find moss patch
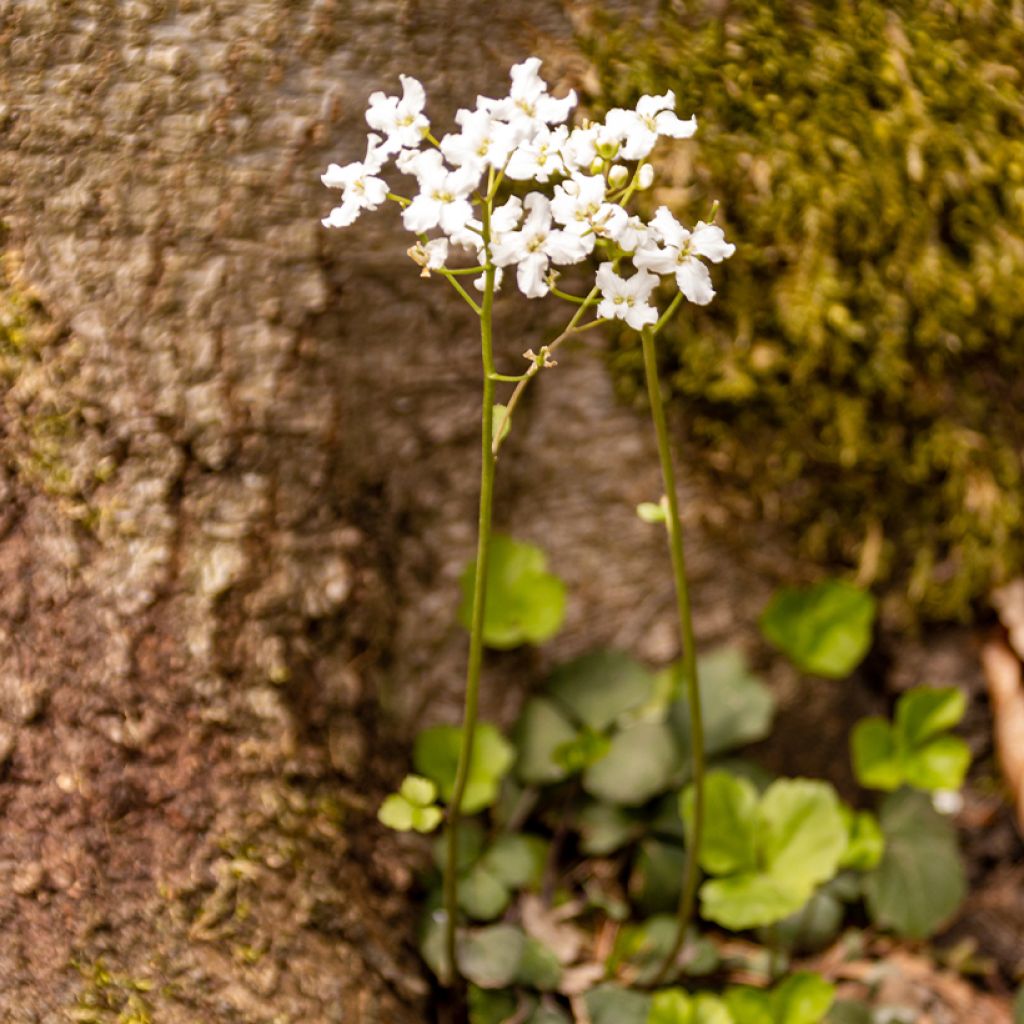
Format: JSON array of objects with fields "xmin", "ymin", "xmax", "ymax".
[{"xmin": 584, "ymin": 0, "xmax": 1024, "ymax": 621}]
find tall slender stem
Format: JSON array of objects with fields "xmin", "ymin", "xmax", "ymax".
[
  {"xmin": 443, "ymin": 224, "xmax": 498, "ymax": 987},
  {"xmin": 641, "ymin": 325, "xmax": 706, "ymax": 982}
]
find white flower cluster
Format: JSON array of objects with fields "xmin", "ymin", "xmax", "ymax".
[{"xmin": 321, "ymin": 58, "xmax": 735, "ymax": 324}]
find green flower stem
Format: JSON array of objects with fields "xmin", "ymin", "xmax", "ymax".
[
  {"xmin": 443, "ymin": 209, "xmax": 498, "ymax": 987},
  {"xmin": 641, "ymin": 324, "xmax": 706, "ymax": 983}
]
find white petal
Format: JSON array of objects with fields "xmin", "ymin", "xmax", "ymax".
[
  {"xmin": 624, "ymin": 268, "xmax": 659, "ymax": 303},
  {"xmin": 399, "ymin": 74, "xmax": 426, "ymax": 113},
  {"xmin": 403, "ymin": 195, "xmax": 441, "ymax": 233},
  {"xmin": 322, "ymin": 202, "xmax": 361, "ymax": 228},
  {"xmin": 544, "ymin": 230, "xmax": 588, "ymax": 265},
  {"xmin": 676, "ymin": 257, "xmax": 715, "ymax": 305},
  {"xmin": 595, "ymin": 262, "xmax": 623, "ymax": 298},
  {"xmin": 636, "ymin": 90, "xmax": 676, "ymax": 116},
  {"xmin": 624, "ymin": 301, "xmax": 659, "ymax": 330},
  {"xmin": 491, "ymin": 196, "xmax": 524, "ymax": 233},
  {"xmin": 634, "ymin": 244, "xmax": 681, "ymax": 276},
  {"xmin": 321, "ymin": 162, "xmax": 354, "ymax": 189},
  {"xmin": 656, "ymin": 111, "xmax": 698, "ymax": 139},
  {"xmin": 439, "ymin": 198, "xmax": 475, "ymax": 236},
  {"xmin": 690, "ymin": 222, "xmax": 736, "ymax": 263},
  {"xmin": 490, "ymin": 231, "xmax": 526, "ymax": 267},
  {"xmin": 618, "ymin": 126, "xmax": 658, "ymax": 161},
  {"xmin": 650, "ymin": 207, "xmax": 688, "ymax": 249},
  {"xmin": 362, "ymin": 175, "xmax": 389, "ymax": 208},
  {"xmin": 517, "ymin": 252, "xmax": 550, "ymax": 298}
]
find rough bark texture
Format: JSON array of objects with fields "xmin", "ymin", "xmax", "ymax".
[{"xmin": 1, "ymin": 2, "xmax": 1016, "ymax": 1022}]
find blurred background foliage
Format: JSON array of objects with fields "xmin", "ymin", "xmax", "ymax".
[{"xmin": 583, "ymin": 0, "xmax": 1024, "ymax": 622}]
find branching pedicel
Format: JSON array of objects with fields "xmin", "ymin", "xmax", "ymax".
[{"xmin": 321, "ymin": 57, "xmax": 734, "ymax": 988}]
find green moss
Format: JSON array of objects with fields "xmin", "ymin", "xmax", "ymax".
[
  {"xmin": 68, "ymin": 960, "xmax": 154, "ymax": 1024},
  {"xmin": 585, "ymin": 0, "xmax": 1024, "ymax": 620}
]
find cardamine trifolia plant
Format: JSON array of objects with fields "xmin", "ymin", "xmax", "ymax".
[{"xmin": 320, "ymin": 57, "xmax": 734, "ymax": 992}]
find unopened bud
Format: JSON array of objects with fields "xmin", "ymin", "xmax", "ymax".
[
  {"xmin": 637, "ymin": 164, "xmax": 655, "ymax": 190},
  {"xmin": 588, "ymin": 157, "xmax": 604, "ymax": 176},
  {"xmin": 608, "ymin": 165, "xmax": 629, "ymax": 188}
]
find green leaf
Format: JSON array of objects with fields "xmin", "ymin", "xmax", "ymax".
[
  {"xmin": 459, "ymin": 924, "xmax": 527, "ymax": 989},
  {"xmin": 767, "ymin": 883, "xmax": 845, "ymax": 954},
  {"xmin": 377, "ymin": 794, "xmax": 416, "ymax": 832},
  {"xmin": 691, "ymin": 994, "xmax": 734, "ymax": 1024},
  {"xmin": 555, "ymin": 727, "xmax": 612, "ymax": 774},
  {"xmin": 469, "ymin": 986, "xmax": 517, "ymax": 1024},
  {"xmin": 772, "ymin": 973, "xmax": 835, "ymax": 1024},
  {"xmin": 492, "ymin": 404, "xmax": 512, "ymax": 446},
  {"xmin": 648, "ymin": 989, "xmax": 693, "ymax": 1024},
  {"xmin": 759, "ymin": 779, "xmax": 847, "ymax": 889},
  {"xmin": 515, "ymin": 936, "xmax": 562, "ymax": 991},
  {"xmin": 611, "ymin": 915, "xmax": 677, "ymax": 986},
  {"xmin": 515, "ymin": 697, "xmax": 578, "ymax": 785},
  {"xmin": 577, "ymin": 801, "xmax": 643, "ymax": 856},
  {"xmin": 759, "ymin": 580, "xmax": 876, "ymax": 678},
  {"xmin": 701, "ymin": 872, "xmax": 809, "ymax": 932},
  {"xmin": 583, "ymin": 721, "xmax": 682, "ymax": 806},
  {"xmin": 433, "ymin": 820, "xmax": 486, "ymax": 872},
  {"xmin": 1014, "ymin": 986, "xmax": 1024, "ymax": 1024},
  {"xmin": 480, "ymin": 834, "xmax": 547, "ymax": 890},
  {"xmin": 903, "ymin": 734, "xmax": 971, "ymax": 792},
  {"xmin": 724, "ymin": 986, "xmax": 774, "ymax": 1024},
  {"xmin": 839, "ymin": 809, "xmax": 885, "ymax": 871},
  {"xmin": 631, "ymin": 838, "xmax": 686, "ymax": 916},
  {"xmin": 682, "ymin": 770, "xmax": 759, "ymax": 876},
  {"xmin": 896, "ymin": 686, "xmax": 966, "ymax": 747},
  {"xmin": 399, "ymin": 774, "xmax": 438, "ymax": 806},
  {"xmin": 526, "ymin": 1005, "xmax": 572, "ymax": 1024},
  {"xmin": 545, "ymin": 651, "xmax": 656, "ymax": 731},
  {"xmin": 585, "ymin": 984, "xmax": 653, "ymax": 1024},
  {"xmin": 864, "ymin": 789, "xmax": 965, "ymax": 938},
  {"xmin": 825, "ymin": 1001, "xmax": 872, "ymax": 1024},
  {"xmin": 414, "ymin": 723, "xmax": 515, "ymax": 813},
  {"xmin": 668, "ymin": 647, "xmax": 777, "ymax": 759},
  {"xmin": 460, "ymin": 535, "xmax": 567, "ymax": 649},
  {"xmin": 459, "ymin": 863, "xmax": 511, "ymax": 921},
  {"xmin": 637, "ymin": 501, "xmax": 668, "ymax": 524},
  {"xmin": 850, "ymin": 718, "xmax": 902, "ymax": 791}
]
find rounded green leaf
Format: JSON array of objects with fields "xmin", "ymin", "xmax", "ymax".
[
  {"xmin": 768, "ymin": 885, "xmax": 845, "ymax": 954},
  {"xmin": 772, "ymin": 972, "xmax": 835, "ymax": 1024},
  {"xmin": 469, "ymin": 986, "xmax": 517, "ymax": 1024},
  {"xmin": 399, "ymin": 774, "xmax": 438, "ymax": 807},
  {"xmin": 583, "ymin": 721, "xmax": 682, "ymax": 807},
  {"xmin": 759, "ymin": 779, "xmax": 847, "ymax": 889},
  {"xmin": 896, "ymin": 686, "xmax": 966, "ymax": 747},
  {"xmin": 526, "ymin": 1006, "xmax": 572, "ymax": 1024},
  {"xmin": 724, "ymin": 987, "xmax": 774, "ymax": 1024},
  {"xmin": 577, "ymin": 801, "xmax": 643, "ymax": 856},
  {"xmin": 648, "ymin": 989, "xmax": 693, "ymax": 1024},
  {"xmin": 481, "ymin": 834, "xmax": 547, "ymax": 890},
  {"xmin": 515, "ymin": 936, "xmax": 562, "ymax": 991},
  {"xmin": 458, "ymin": 924, "xmax": 527, "ymax": 989},
  {"xmin": 668, "ymin": 647, "xmax": 777, "ymax": 759},
  {"xmin": 459, "ymin": 535, "xmax": 567, "ymax": 649},
  {"xmin": 515, "ymin": 697, "xmax": 578, "ymax": 784},
  {"xmin": 839, "ymin": 809, "xmax": 885, "ymax": 871},
  {"xmin": 378, "ymin": 794, "xmax": 415, "ymax": 832},
  {"xmin": 864, "ymin": 789, "xmax": 966, "ymax": 938},
  {"xmin": 585, "ymin": 985, "xmax": 652, "ymax": 1024},
  {"xmin": 611, "ymin": 915, "xmax": 678, "ymax": 986},
  {"xmin": 690, "ymin": 994, "xmax": 733, "ymax": 1024},
  {"xmin": 850, "ymin": 718, "xmax": 902, "ymax": 791},
  {"xmin": 1014, "ymin": 986, "xmax": 1024, "ymax": 1024},
  {"xmin": 410, "ymin": 805, "xmax": 444, "ymax": 833},
  {"xmin": 903, "ymin": 735, "xmax": 971, "ymax": 792},
  {"xmin": 681, "ymin": 770, "xmax": 759, "ymax": 876},
  {"xmin": 433, "ymin": 820, "xmax": 485, "ymax": 873},
  {"xmin": 700, "ymin": 872, "xmax": 809, "ymax": 931},
  {"xmin": 414, "ymin": 723, "xmax": 515, "ymax": 814},
  {"xmin": 459, "ymin": 863, "xmax": 511, "ymax": 922},
  {"xmin": 825, "ymin": 1001, "xmax": 872, "ymax": 1024},
  {"xmin": 759, "ymin": 580, "xmax": 876, "ymax": 678},
  {"xmin": 637, "ymin": 501, "xmax": 668, "ymax": 524},
  {"xmin": 546, "ymin": 651, "xmax": 656, "ymax": 731}
]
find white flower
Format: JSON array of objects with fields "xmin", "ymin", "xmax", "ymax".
[
  {"xmin": 479, "ymin": 57, "xmax": 577, "ymax": 140},
  {"xmin": 596, "ymin": 262, "xmax": 659, "ymax": 329},
  {"xmin": 616, "ymin": 216, "xmax": 652, "ymax": 255},
  {"xmin": 634, "ymin": 207, "xmax": 735, "ymax": 305},
  {"xmin": 506, "ymin": 125, "xmax": 569, "ymax": 182},
  {"xmin": 366, "ymin": 74, "xmax": 430, "ymax": 155},
  {"xmin": 408, "ymin": 237, "xmax": 449, "ymax": 275},
  {"xmin": 490, "ymin": 196, "xmax": 524, "ymax": 233},
  {"xmin": 561, "ymin": 122, "xmax": 621, "ymax": 172},
  {"xmin": 400, "ymin": 150, "xmax": 479, "ymax": 236},
  {"xmin": 932, "ymin": 789, "xmax": 964, "ymax": 816},
  {"xmin": 550, "ymin": 173, "xmax": 628, "ymax": 249},
  {"xmin": 491, "ymin": 193, "xmax": 588, "ymax": 298},
  {"xmin": 321, "ymin": 134, "xmax": 390, "ymax": 228},
  {"xmin": 440, "ymin": 108, "xmax": 518, "ymax": 174},
  {"xmin": 604, "ymin": 91, "xmax": 697, "ymax": 161}
]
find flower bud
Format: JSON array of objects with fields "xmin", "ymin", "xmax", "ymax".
[
  {"xmin": 588, "ymin": 157, "xmax": 604, "ymax": 176},
  {"xmin": 637, "ymin": 164, "xmax": 655, "ymax": 190},
  {"xmin": 608, "ymin": 165, "xmax": 629, "ymax": 188}
]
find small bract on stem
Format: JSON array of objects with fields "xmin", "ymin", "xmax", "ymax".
[{"xmin": 320, "ymin": 56, "xmax": 734, "ymax": 991}]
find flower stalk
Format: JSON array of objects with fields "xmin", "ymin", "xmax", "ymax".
[{"xmin": 640, "ymin": 324, "xmax": 706, "ymax": 983}]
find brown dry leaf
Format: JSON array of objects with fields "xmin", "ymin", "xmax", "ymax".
[
  {"xmin": 520, "ymin": 893, "xmax": 586, "ymax": 965},
  {"xmin": 980, "ymin": 638, "xmax": 1024, "ymax": 832},
  {"xmin": 993, "ymin": 580, "xmax": 1024, "ymax": 659},
  {"xmin": 558, "ymin": 962, "xmax": 607, "ymax": 997}
]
